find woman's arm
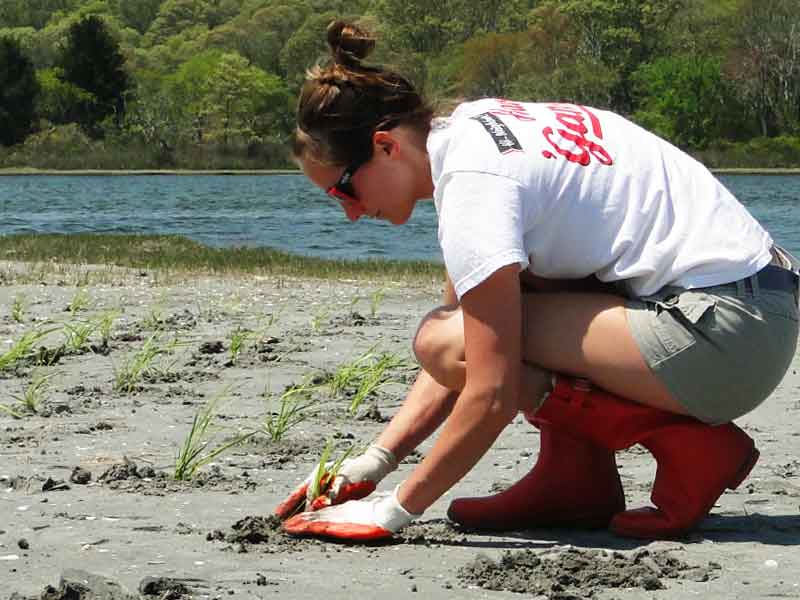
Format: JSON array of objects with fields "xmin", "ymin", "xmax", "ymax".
[{"xmin": 397, "ymin": 263, "xmax": 522, "ymax": 514}]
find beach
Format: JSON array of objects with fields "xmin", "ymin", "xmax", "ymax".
[{"xmin": 1, "ymin": 261, "xmax": 799, "ymax": 600}]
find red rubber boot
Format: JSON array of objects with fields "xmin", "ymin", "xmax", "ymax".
[
  {"xmin": 536, "ymin": 376, "xmax": 760, "ymax": 539},
  {"xmin": 446, "ymin": 413, "xmax": 625, "ymax": 531}
]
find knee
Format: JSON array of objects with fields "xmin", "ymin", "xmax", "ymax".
[{"xmin": 413, "ymin": 305, "xmax": 463, "ymax": 386}]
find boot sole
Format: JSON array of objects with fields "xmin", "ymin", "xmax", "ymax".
[{"xmin": 610, "ymin": 443, "xmax": 760, "ymax": 540}]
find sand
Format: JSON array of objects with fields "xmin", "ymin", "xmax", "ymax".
[{"xmin": 1, "ymin": 263, "xmax": 799, "ymax": 599}]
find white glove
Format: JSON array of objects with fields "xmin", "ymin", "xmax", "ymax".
[
  {"xmin": 274, "ymin": 445, "xmax": 397, "ymax": 519},
  {"xmin": 283, "ymin": 485, "xmax": 420, "ymax": 540}
]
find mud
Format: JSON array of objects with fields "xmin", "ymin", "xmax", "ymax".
[
  {"xmin": 2, "ymin": 267, "xmax": 800, "ymax": 600},
  {"xmin": 458, "ymin": 547, "xmax": 721, "ymax": 597}
]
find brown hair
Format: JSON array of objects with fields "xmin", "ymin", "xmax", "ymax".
[{"xmin": 293, "ymin": 20, "xmax": 434, "ymax": 167}]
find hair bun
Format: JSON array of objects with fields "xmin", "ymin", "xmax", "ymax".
[{"xmin": 327, "ymin": 20, "xmax": 375, "ymax": 67}]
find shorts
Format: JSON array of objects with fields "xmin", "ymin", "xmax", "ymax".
[{"xmin": 625, "ymin": 266, "xmax": 799, "ymax": 424}]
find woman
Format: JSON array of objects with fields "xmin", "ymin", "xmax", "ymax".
[{"xmin": 275, "ymin": 21, "xmax": 800, "ymax": 541}]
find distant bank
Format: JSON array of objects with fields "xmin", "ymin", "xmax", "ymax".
[{"xmin": 1, "ymin": 168, "xmax": 799, "ymax": 176}]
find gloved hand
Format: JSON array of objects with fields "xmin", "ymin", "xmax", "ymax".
[
  {"xmin": 273, "ymin": 445, "xmax": 398, "ymax": 519},
  {"xmin": 282, "ymin": 485, "xmax": 420, "ymax": 541}
]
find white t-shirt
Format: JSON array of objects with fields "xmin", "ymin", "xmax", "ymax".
[{"xmin": 427, "ymin": 99, "xmax": 774, "ymax": 300}]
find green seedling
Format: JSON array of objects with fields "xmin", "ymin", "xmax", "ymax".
[
  {"xmin": 95, "ymin": 310, "xmax": 120, "ymax": 347},
  {"xmin": 11, "ymin": 294, "xmax": 26, "ymax": 323},
  {"xmin": 142, "ymin": 304, "xmax": 165, "ymax": 330},
  {"xmin": 8, "ymin": 368, "xmax": 56, "ymax": 415},
  {"xmin": 62, "ymin": 319, "xmax": 98, "ymax": 353},
  {"xmin": 228, "ymin": 326, "xmax": 256, "ymax": 364},
  {"xmin": 0, "ymin": 327, "xmax": 59, "ymax": 372},
  {"xmin": 327, "ymin": 347, "xmax": 414, "ymax": 414},
  {"xmin": 310, "ymin": 306, "xmax": 330, "ymax": 334},
  {"xmin": 112, "ymin": 332, "xmax": 181, "ymax": 394},
  {"xmin": 261, "ymin": 382, "xmax": 316, "ymax": 442},
  {"xmin": 307, "ymin": 439, "xmax": 356, "ymax": 506},
  {"xmin": 173, "ymin": 387, "xmax": 254, "ymax": 481},
  {"xmin": 369, "ymin": 287, "xmax": 386, "ymax": 317},
  {"xmin": 67, "ymin": 288, "xmax": 92, "ymax": 313}
]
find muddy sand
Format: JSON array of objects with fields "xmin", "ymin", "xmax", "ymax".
[{"xmin": 1, "ymin": 262, "xmax": 799, "ymax": 599}]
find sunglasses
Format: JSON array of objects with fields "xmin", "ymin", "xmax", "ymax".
[{"xmin": 327, "ymin": 156, "xmax": 370, "ymax": 222}]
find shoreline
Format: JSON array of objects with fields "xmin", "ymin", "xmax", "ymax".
[{"xmin": 1, "ymin": 167, "xmax": 799, "ymax": 176}]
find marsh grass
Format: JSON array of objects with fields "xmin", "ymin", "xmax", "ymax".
[
  {"xmin": 112, "ymin": 332, "xmax": 182, "ymax": 393},
  {"xmin": 173, "ymin": 386, "xmax": 255, "ymax": 481},
  {"xmin": 96, "ymin": 310, "xmax": 120, "ymax": 347},
  {"xmin": 0, "ymin": 233, "xmax": 443, "ymax": 282},
  {"xmin": 7, "ymin": 368, "xmax": 56, "ymax": 416},
  {"xmin": 62, "ymin": 319, "xmax": 98, "ymax": 353},
  {"xmin": 369, "ymin": 287, "xmax": 386, "ymax": 317},
  {"xmin": 11, "ymin": 294, "xmax": 26, "ymax": 323},
  {"xmin": 325, "ymin": 347, "xmax": 414, "ymax": 414},
  {"xmin": 67, "ymin": 289, "xmax": 92, "ymax": 313},
  {"xmin": 307, "ymin": 439, "xmax": 357, "ymax": 506},
  {"xmin": 260, "ymin": 381, "xmax": 317, "ymax": 442},
  {"xmin": 228, "ymin": 326, "xmax": 256, "ymax": 365},
  {"xmin": 0, "ymin": 327, "xmax": 60, "ymax": 372},
  {"xmin": 309, "ymin": 306, "xmax": 330, "ymax": 334}
]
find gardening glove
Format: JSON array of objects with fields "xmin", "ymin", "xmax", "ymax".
[
  {"xmin": 283, "ymin": 485, "xmax": 420, "ymax": 541},
  {"xmin": 273, "ymin": 444, "xmax": 398, "ymax": 519}
]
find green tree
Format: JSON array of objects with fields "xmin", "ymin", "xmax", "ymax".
[
  {"xmin": 0, "ymin": 0, "xmax": 79, "ymax": 30},
  {"xmin": 60, "ymin": 15, "xmax": 130, "ymax": 135},
  {"xmin": 632, "ymin": 56, "xmax": 745, "ymax": 148},
  {"xmin": 0, "ymin": 36, "xmax": 40, "ymax": 146},
  {"xmin": 144, "ymin": 0, "xmax": 211, "ymax": 46},
  {"xmin": 279, "ymin": 11, "xmax": 339, "ymax": 89},
  {"xmin": 36, "ymin": 67, "xmax": 95, "ymax": 125},
  {"xmin": 202, "ymin": 52, "xmax": 290, "ymax": 145},
  {"xmin": 108, "ymin": 0, "xmax": 163, "ymax": 34},
  {"xmin": 727, "ymin": 0, "xmax": 800, "ymax": 136},
  {"xmin": 460, "ymin": 32, "xmax": 525, "ymax": 98},
  {"xmin": 537, "ymin": 0, "xmax": 686, "ymax": 111}
]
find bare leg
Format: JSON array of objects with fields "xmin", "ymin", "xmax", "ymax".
[{"xmin": 414, "ymin": 294, "xmax": 689, "ymax": 415}]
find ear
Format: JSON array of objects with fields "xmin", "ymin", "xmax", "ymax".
[{"xmin": 372, "ymin": 130, "xmax": 399, "ymax": 158}]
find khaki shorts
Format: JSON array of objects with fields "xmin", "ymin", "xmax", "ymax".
[{"xmin": 625, "ymin": 268, "xmax": 799, "ymax": 424}]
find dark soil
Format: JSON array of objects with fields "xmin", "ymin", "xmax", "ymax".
[{"xmin": 458, "ymin": 547, "xmax": 721, "ymax": 598}]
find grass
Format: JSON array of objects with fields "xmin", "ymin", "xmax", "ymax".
[
  {"xmin": 112, "ymin": 332, "xmax": 181, "ymax": 394},
  {"xmin": 5, "ymin": 369, "xmax": 56, "ymax": 416},
  {"xmin": 307, "ymin": 439, "xmax": 357, "ymax": 506},
  {"xmin": 95, "ymin": 310, "xmax": 120, "ymax": 348},
  {"xmin": 369, "ymin": 287, "xmax": 386, "ymax": 317},
  {"xmin": 66, "ymin": 288, "xmax": 92, "ymax": 313},
  {"xmin": 11, "ymin": 294, "xmax": 26, "ymax": 323},
  {"xmin": 325, "ymin": 346, "xmax": 415, "ymax": 414},
  {"xmin": 62, "ymin": 319, "xmax": 98, "ymax": 353},
  {"xmin": 228, "ymin": 326, "xmax": 257, "ymax": 365},
  {"xmin": 0, "ymin": 327, "xmax": 60, "ymax": 372},
  {"xmin": 173, "ymin": 386, "xmax": 255, "ymax": 481},
  {"xmin": 260, "ymin": 381, "xmax": 317, "ymax": 442},
  {"xmin": 0, "ymin": 233, "xmax": 444, "ymax": 282}
]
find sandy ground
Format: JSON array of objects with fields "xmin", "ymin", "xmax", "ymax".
[{"xmin": 1, "ymin": 263, "xmax": 799, "ymax": 600}]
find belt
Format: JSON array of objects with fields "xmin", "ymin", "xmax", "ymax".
[{"xmin": 754, "ymin": 264, "xmax": 800, "ymax": 292}]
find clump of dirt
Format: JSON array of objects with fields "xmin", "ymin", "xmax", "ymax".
[
  {"xmin": 206, "ymin": 514, "xmax": 318, "ymax": 553},
  {"xmin": 199, "ymin": 340, "xmax": 225, "ymax": 354},
  {"xmin": 9, "ymin": 569, "xmax": 138, "ymax": 600},
  {"xmin": 138, "ymin": 576, "xmax": 192, "ymax": 599},
  {"xmin": 357, "ymin": 402, "xmax": 389, "ymax": 423},
  {"xmin": 401, "ymin": 520, "xmax": 470, "ymax": 546},
  {"xmin": 98, "ymin": 458, "xmax": 254, "ymax": 495},
  {"xmin": 458, "ymin": 547, "xmax": 721, "ymax": 597},
  {"xmin": 98, "ymin": 456, "xmax": 156, "ymax": 483}
]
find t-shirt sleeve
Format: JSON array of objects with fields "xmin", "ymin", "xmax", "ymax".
[{"xmin": 437, "ymin": 171, "xmax": 529, "ymax": 300}]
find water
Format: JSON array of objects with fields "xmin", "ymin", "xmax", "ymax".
[{"xmin": 1, "ymin": 174, "xmax": 799, "ymax": 261}]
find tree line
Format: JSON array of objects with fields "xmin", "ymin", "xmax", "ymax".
[{"xmin": 1, "ymin": 0, "xmax": 799, "ymax": 170}]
